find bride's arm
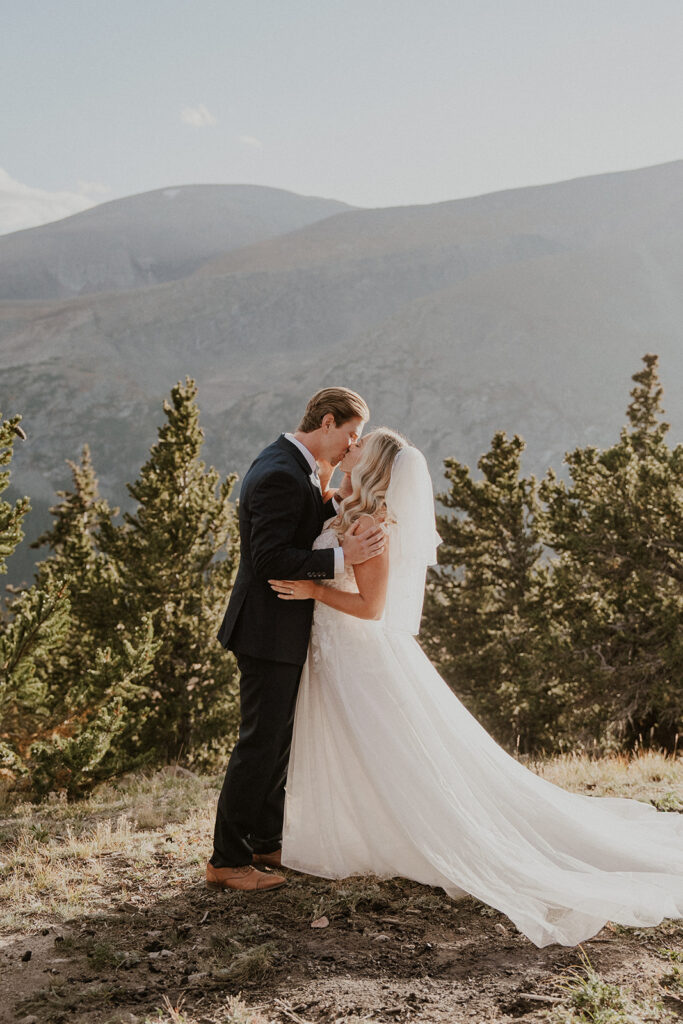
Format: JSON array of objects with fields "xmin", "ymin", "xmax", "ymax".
[
  {"xmin": 269, "ymin": 515, "xmax": 389, "ymax": 621},
  {"xmin": 270, "ymin": 549, "xmax": 388, "ymax": 620}
]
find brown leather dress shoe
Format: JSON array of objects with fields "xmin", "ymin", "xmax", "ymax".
[
  {"xmin": 205, "ymin": 861, "xmax": 285, "ymax": 892},
  {"xmin": 253, "ymin": 849, "xmax": 282, "ymax": 869}
]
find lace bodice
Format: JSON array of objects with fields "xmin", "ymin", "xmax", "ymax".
[
  {"xmin": 312, "ymin": 519, "xmax": 358, "ymax": 594},
  {"xmin": 309, "ymin": 519, "xmax": 360, "ymax": 668}
]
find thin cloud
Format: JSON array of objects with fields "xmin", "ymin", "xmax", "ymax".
[
  {"xmin": 238, "ymin": 135, "xmax": 263, "ymax": 149},
  {"xmin": 77, "ymin": 179, "xmax": 111, "ymax": 197},
  {"xmin": 0, "ymin": 167, "xmax": 96, "ymax": 235},
  {"xmin": 180, "ymin": 104, "xmax": 217, "ymax": 128}
]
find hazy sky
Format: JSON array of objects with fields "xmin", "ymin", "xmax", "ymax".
[{"xmin": 2, "ymin": 0, "xmax": 683, "ymax": 229}]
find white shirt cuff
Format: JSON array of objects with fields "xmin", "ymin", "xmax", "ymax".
[{"xmin": 333, "ymin": 546, "xmax": 345, "ymax": 576}]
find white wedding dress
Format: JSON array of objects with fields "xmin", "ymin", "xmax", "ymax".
[{"xmin": 281, "ymin": 520, "xmax": 683, "ymax": 948}]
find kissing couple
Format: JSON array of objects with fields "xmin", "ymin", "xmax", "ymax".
[{"xmin": 207, "ymin": 387, "xmax": 683, "ymax": 948}]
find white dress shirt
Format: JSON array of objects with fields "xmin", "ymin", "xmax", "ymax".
[{"xmin": 283, "ymin": 433, "xmax": 344, "ymax": 576}]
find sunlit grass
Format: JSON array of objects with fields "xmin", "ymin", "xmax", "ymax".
[
  {"xmin": 531, "ymin": 749, "xmax": 682, "ymax": 809},
  {"xmin": 547, "ymin": 947, "xmax": 680, "ymax": 1023},
  {"xmin": 1, "ymin": 752, "xmax": 680, "ymax": 936},
  {"xmin": 141, "ymin": 993, "xmax": 269, "ymax": 1024},
  {"xmin": 0, "ymin": 770, "xmax": 222, "ymax": 932}
]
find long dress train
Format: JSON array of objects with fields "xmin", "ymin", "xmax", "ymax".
[{"xmin": 281, "ymin": 524, "xmax": 683, "ymax": 948}]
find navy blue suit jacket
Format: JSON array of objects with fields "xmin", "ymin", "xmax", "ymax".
[{"xmin": 217, "ymin": 435, "xmax": 336, "ymax": 665}]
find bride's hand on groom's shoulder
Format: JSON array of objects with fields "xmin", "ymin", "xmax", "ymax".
[
  {"xmin": 336, "ymin": 472, "xmax": 353, "ymax": 500},
  {"xmin": 342, "ymin": 518, "xmax": 386, "ymax": 566},
  {"xmin": 269, "ymin": 579, "xmax": 317, "ymax": 601},
  {"xmin": 316, "ymin": 456, "xmax": 336, "ymax": 491}
]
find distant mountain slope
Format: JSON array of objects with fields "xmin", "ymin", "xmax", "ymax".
[
  {"xmin": 192, "ymin": 159, "xmax": 683, "ymax": 275},
  {"xmin": 2, "ymin": 161, "xmax": 682, "ymax": 588},
  {"xmin": 0, "ymin": 184, "xmax": 354, "ymax": 301}
]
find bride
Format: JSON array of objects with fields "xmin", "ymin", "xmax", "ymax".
[{"xmin": 268, "ymin": 428, "xmax": 683, "ymax": 949}]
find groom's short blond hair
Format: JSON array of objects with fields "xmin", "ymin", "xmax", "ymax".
[{"xmin": 298, "ymin": 387, "xmax": 369, "ymax": 432}]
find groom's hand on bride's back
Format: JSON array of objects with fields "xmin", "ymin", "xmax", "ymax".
[{"xmin": 342, "ymin": 520, "xmax": 385, "ymax": 565}]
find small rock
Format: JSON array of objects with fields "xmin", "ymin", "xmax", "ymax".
[
  {"xmin": 187, "ymin": 972, "xmax": 207, "ymax": 985},
  {"xmin": 21, "ymin": 950, "xmax": 32, "ymax": 962},
  {"xmin": 372, "ymin": 933, "xmax": 391, "ymax": 942},
  {"xmin": 415, "ymin": 941, "xmax": 434, "ymax": 956},
  {"xmin": 310, "ymin": 916, "xmax": 329, "ymax": 929},
  {"xmin": 495, "ymin": 922, "xmax": 508, "ymax": 935},
  {"xmin": 20, "ymin": 1016, "xmax": 39, "ymax": 1024}
]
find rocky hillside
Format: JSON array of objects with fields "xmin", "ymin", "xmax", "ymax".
[
  {"xmin": 2, "ymin": 162, "xmax": 682, "ymax": 586},
  {"xmin": 0, "ymin": 184, "xmax": 353, "ymax": 301}
]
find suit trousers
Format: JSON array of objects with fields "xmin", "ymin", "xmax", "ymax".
[{"xmin": 210, "ymin": 651, "xmax": 304, "ymax": 867}]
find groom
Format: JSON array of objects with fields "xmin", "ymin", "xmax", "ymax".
[{"xmin": 207, "ymin": 387, "xmax": 384, "ymax": 892}]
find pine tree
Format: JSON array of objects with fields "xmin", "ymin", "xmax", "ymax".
[
  {"xmin": 28, "ymin": 444, "xmax": 159, "ymax": 780},
  {"xmin": 2, "ymin": 423, "xmax": 159, "ymax": 798},
  {"xmin": 0, "ymin": 410, "xmax": 71, "ymax": 783},
  {"xmin": 0, "ymin": 411, "xmax": 29, "ymax": 577},
  {"xmin": 97, "ymin": 378, "xmax": 240, "ymax": 766},
  {"xmin": 27, "ymin": 617, "xmax": 158, "ymax": 798},
  {"xmin": 422, "ymin": 432, "xmax": 562, "ymax": 752},
  {"xmin": 0, "ymin": 576, "xmax": 71, "ymax": 780},
  {"xmin": 540, "ymin": 354, "xmax": 683, "ymax": 749},
  {"xmin": 32, "ymin": 444, "xmax": 121, "ymax": 685}
]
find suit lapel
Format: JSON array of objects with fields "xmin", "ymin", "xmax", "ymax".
[{"xmin": 274, "ymin": 436, "xmax": 323, "ymax": 505}]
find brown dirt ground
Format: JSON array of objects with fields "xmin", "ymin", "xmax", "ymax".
[
  {"xmin": 2, "ymin": 759, "xmax": 682, "ymax": 1023},
  {"xmin": 2, "ymin": 865, "xmax": 683, "ymax": 1024}
]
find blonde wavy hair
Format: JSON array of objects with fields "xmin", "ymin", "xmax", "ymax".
[{"xmin": 334, "ymin": 427, "xmax": 407, "ymax": 538}]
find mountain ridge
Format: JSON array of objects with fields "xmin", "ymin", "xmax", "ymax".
[
  {"xmin": 0, "ymin": 184, "xmax": 355, "ymax": 302},
  {"xmin": 2, "ymin": 160, "xmax": 682, "ymax": 587}
]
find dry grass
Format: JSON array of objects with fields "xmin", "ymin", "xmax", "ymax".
[
  {"xmin": 0, "ymin": 751, "xmax": 681, "ymax": 1024},
  {"xmin": 546, "ymin": 946, "xmax": 681, "ymax": 1023},
  {"xmin": 139, "ymin": 993, "xmax": 269, "ymax": 1024},
  {"xmin": 530, "ymin": 749, "xmax": 683, "ymax": 810},
  {"xmin": 0, "ymin": 768, "xmax": 220, "ymax": 933},
  {"xmin": 1, "ymin": 752, "xmax": 680, "ymax": 937}
]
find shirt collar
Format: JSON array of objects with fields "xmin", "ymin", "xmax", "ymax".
[{"xmin": 283, "ymin": 433, "xmax": 317, "ymax": 475}]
